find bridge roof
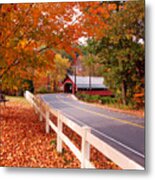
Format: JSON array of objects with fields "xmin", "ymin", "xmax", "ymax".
[{"xmin": 68, "ymin": 74, "xmax": 107, "ymax": 89}]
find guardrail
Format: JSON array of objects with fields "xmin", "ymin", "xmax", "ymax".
[{"xmin": 24, "ymin": 91, "xmax": 144, "ymax": 170}]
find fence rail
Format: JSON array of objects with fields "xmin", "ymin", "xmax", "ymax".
[{"xmin": 24, "ymin": 91, "xmax": 144, "ymax": 170}]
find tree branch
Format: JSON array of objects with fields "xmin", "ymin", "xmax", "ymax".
[
  {"xmin": 0, "ymin": 4, "xmax": 34, "ymax": 47},
  {"xmin": 0, "ymin": 58, "xmax": 20, "ymax": 79}
]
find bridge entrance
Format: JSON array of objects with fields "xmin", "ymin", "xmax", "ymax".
[{"xmin": 64, "ymin": 83, "xmax": 72, "ymax": 93}]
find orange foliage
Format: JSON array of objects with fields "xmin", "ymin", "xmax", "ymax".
[
  {"xmin": 0, "ymin": 98, "xmax": 120, "ymax": 169},
  {"xmin": 0, "ymin": 2, "xmax": 117, "ymax": 83}
]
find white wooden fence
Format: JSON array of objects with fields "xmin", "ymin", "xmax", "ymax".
[{"xmin": 24, "ymin": 91, "xmax": 144, "ymax": 170}]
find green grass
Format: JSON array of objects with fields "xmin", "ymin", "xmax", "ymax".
[
  {"xmin": 103, "ymin": 103, "xmax": 133, "ymax": 110},
  {"xmin": 76, "ymin": 93, "xmax": 138, "ymax": 111}
]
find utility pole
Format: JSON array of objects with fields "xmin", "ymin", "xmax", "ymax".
[
  {"xmin": 89, "ymin": 66, "xmax": 92, "ymax": 91},
  {"xmin": 73, "ymin": 52, "xmax": 79, "ymax": 94},
  {"xmin": 74, "ymin": 60, "xmax": 77, "ymax": 94}
]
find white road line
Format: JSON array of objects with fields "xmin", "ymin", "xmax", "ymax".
[
  {"xmin": 91, "ymin": 128, "xmax": 145, "ymax": 159},
  {"xmin": 56, "ymin": 94, "xmax": 144, "ymax": 129},
  {"xmin": 41, "ymin": 95, "xmax": 145, "ymax": 159},
  {"xmin": 63, "ymin": 113, "xmax": 145, "ymax": 159}
]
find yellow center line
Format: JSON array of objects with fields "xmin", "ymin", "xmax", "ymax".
[{"xmin": 56, "ymin": 95, "xmax": 144, "ymax": 129}]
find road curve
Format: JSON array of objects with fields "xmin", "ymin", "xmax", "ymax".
[{"xmin": 40, "ymin": 93, "xmax": 145, "ymax": 167}]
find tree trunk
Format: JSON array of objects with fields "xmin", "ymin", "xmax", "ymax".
[
  {"xmin": 122, "ymin": 80, "xmax": 127, "ymax": 105},
  {"xmin": 47, "ymin": 74, "xmax": 51, "ymax": 91},
  {"xmin": 53, "ymin": 79, "xmax": 57, "ymax": 92}
]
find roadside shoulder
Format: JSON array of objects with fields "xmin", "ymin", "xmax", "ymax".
[{"xmin": 72, "ymin": 95, "xmax": 144, "ymax": 118}]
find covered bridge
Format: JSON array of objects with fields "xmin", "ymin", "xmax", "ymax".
[{"xmin": 62, "ymin": 74, "xmax": 113, "ymax": 96}]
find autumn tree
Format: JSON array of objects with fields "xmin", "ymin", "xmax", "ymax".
[
  {"xmin": 0, "ymin": 2, "xmax": 86, "ymax": 92},
  {"xmin": 34, "ymin": 53, "xmax": 70, "ymax": 93},
  {"xmin": 0, "ymin": 1, "xmax": 144, "ymax": 105},
  {"xmin": 48, "ymin": 54, "xmax": 70, "ymax": 92},
  {"xmin": 95, "ymin": 0, "xmax": 144, "ymax": 107}
]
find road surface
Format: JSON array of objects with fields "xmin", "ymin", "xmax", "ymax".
[{"xmin": 40, "ymin": 93, "xmax": 145, "ymax": 167}]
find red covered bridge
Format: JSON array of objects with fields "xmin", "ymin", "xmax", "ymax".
[{"xmin": 62, "ymin": 74, "xmax": 113, "ymax": 96}]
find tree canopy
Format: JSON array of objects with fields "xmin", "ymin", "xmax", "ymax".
[
  {"xmin": 0, "ymin": 1, "xmax": 145, "ymax": 108},
  {"xmin": 82, "ymin": 0, "xmax": 145, "ymax": 107}
]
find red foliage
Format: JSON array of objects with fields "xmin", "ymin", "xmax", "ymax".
[
  {"xmin": 0, "ymin": 98, "xmax": 120, "ymax": 169},
  {"xmin": 0, "ymin": 100, "xmax": 80, "ymax": 168}
]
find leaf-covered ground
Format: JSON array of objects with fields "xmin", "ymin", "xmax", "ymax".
[{"xmin": 0, "ymin": 97, "xmax": 120, "ymax": 169}]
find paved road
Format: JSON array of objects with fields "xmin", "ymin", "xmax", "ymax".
[{"xmin": 40, "ymin": 93, "xmax": 145, "ymax": 167}]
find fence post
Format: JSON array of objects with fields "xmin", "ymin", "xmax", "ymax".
[
  {"xmin": 39, "ymin": 113, "xmax": 43, "ymax": 121},
  {"xmin": 57, "ymin": 111, "xmax": 63, "ymax": 153},
  {"xmin": 81, "ymin": 126, "xmax": 91, "ymax": 168},
  {"xmin": 34, "ymin": 104, "xmax": 37, "ymax": 114},
  {"xmin": 45, "ymin": 111, "xmax": 50, "ymax": 133},
  {"xmin": 39, "ymin": 102, "xmax": 43, "ymax": 122}
]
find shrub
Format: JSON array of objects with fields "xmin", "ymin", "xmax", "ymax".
[
  {"xmin": 83, "ymin": 94, "xmax": 91, "ymax": 102},
  {"xmin": 89, "ymin": 95, "xmax": 100, "ymax": 102},
  {"xmin": 100, "ymin": 97, "xmax": 117, "ymax": 104},
  {"xmin": 36, "ymin": 86, "xmax": 50, "ymax": 94}
]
